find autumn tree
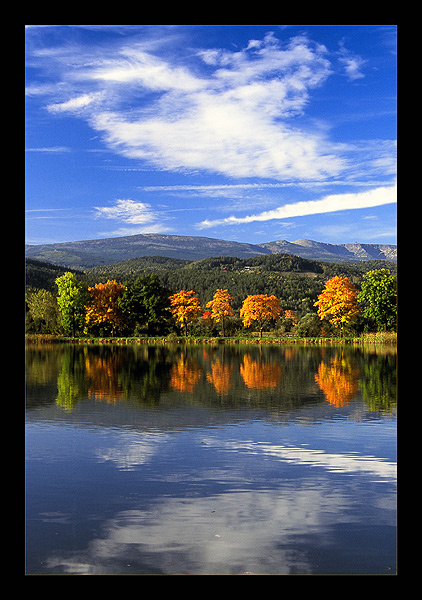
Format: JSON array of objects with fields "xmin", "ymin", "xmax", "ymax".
[
  {"xmin": 206, "ymin": 288, "xmax": 235, "ymax": 337},
  {"xmin": 55, "ymin": 272, "xmax": 89, "ymax": 336},
  {"xmin": 314, "ymin": 276, "xmax": 360, "ymax": 336},
  {"xmin": 169, "ymin": 290, "xmax": 202, "ymax": 336},
  {"xmin": 85, "ymin": 280, "xmax": 126, "ymax": 336},
  {"xmin": 240, "ymin": 294, "xmax": 282, "ymax": 338},
  {"xmin": 357, "ymin": 269, "xmax": 397, "ymax": 331}
]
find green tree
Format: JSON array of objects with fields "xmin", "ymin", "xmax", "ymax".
[
  {"xmin": 26, "ymin": 288, "xmax": 62, "ymax": 333},
  {"xmin": 55, "ymin": 272, "xmax": 89, "ymax": 336},
  {"xmin": 296, "ymin": 313, "xmax": 324, "ymax": 337},
  {"xmin": 118, "ymin": 274, "xmax": 171, "ymax": 335},
  {"xmin": 357, "ymin": 269, "xmax": 397, "ymax": 331}
]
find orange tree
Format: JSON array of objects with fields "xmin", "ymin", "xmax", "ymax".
[
  {"xmin": 85, "ymin": 280, "xmax": 126, "ymax": 336},
  {"xmin": 169, "ymin": 290, "xmax": 202, "ymax": 336},
  {"xmin": 240, "ymin": 294, "xmax": 282, "ymax": 338},
  {"xmin": 314, "ymin": 276, "xmax": 359, "ymax": 336},
  {"xmin": 206, "ymin": 289, "xmax": 235, "ymax": 337}
]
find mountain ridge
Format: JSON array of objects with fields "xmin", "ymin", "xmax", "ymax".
[{"xmin": 25, "ymin": 233, "xmax": 397, "ymax": 270}]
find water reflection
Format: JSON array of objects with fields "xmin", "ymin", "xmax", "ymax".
[
  {"xmin": 42, "ymin": 486, "xmax": 366, "ymax": 575},
  {"xmin": 315, "ymin": 355, "xmax": 361, "ymax": 406},
  {"xmin": 170, "ymin": 354, "xmax": 202, "ymax": 393},
  {"xmin": 207, "ymin": 358, "xmax": 234, "ymax": 395},
  {"xmin": 26, "ymin": 343, "xmax": 397, "ymax": 575},
  {"xmin": 240, "ymin": 353, "xmax": 284, "ymax": 389},
  {"xmin": 26, "ymin": 343, "xmax": 397, "ymax": 415}
]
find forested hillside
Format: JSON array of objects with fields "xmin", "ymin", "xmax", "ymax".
[
  {"xmin": 25, "ymin": 259, "xmax": 84, "ymax": 291},
  {"xmin": 26, "ymin": 253, "xmax": 396, "ymax": 313}
]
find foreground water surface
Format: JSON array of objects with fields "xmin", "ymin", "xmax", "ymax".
[{"xmin": 25, "ymin": 343, "xmax": 397, "ymax": 575}]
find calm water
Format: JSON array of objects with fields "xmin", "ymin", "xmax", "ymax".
[{"xmin": 26, "ymin": 343, "xmax": 397, "ymax": 575}]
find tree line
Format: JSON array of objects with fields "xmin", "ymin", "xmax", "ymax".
[{"xmin": 25, "ymin": 268, "xmax": 397, "ymax": 338}]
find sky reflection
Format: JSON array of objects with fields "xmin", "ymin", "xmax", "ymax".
[{"xmin": 26, "ymin": 345, "xmax": 397, "ymax": 575}]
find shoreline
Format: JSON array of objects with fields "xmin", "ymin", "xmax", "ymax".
[{"xmin": 25, "ymin": 332, "xmax": 397, "ymax": 346}]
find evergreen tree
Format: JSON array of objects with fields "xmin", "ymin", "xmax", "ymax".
[{"xmin": 118, "ymin": 274, "xmax": 171, "ymax": 335}]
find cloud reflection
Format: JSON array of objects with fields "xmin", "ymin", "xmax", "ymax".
[
  {"xmin": 45, "ymin": 486, "xmax": 351, "ymax": 574},
  {"xmin": 213, "ymin": 440, "xmax": 397, "ymax": 483},
  {"xmin": 44, "ymin": 436, "xmax": 396, "ymax": 575}
]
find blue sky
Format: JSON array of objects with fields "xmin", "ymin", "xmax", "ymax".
[{"xmin": 25, "ymin": 25, "xmax": 397, "ymax": 245}]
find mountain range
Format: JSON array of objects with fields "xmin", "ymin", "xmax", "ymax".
[{"xmin": 25, "ymin": 233, "xmax": 397, "ymax": 270}]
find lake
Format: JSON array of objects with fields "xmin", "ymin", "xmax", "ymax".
[{"xmin": 25, "ymin": 342, "xmax": 397, "ymax": 575}]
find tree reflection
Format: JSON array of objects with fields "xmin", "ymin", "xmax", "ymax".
[
  {"xmin": 85, "ymin": 351, "xmax": 124, "ymax": 402},
  {"xmin": 207, "ymin": 358, "xmax": 234, "ymax": 395},
  {"xmin": 55, "ymin": 345, "xmax": 173, "ymax": 409},
  {"xmin": 315, "ymin": 355, "xmax": 360, "ymax": 406},
  {"xmin": 240, "ymin": 353, "xmax": 283, "ymax": 389},
  {"xmin": 117, "ymin": 346, "xmax": 172, "ymax": 405},
  {"xmin": 170, "ymin": 354, "xmax": 203, "ymax": 393},
  {"xmin": 359, "ymin": 351, "xmax": 397, "ymax": 412},
  {"xmin": 25, "ymin": 343, "xmax": 396, "ymax": 415},
  {"xmin": 55, "ymin": 347, "xmax": 89, "ymax": 411}
]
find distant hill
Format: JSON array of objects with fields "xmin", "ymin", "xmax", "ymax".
[
  {"xmin": 259, "ymin": 239, "xmax": 397, "ymax": 262},
  {"xmin": 25, "ymin": 233, "xmax": 397, "ymax": 270},
  {"xmin": 25, "ymin": 234, "xmax": 270, "ymax": 269}
]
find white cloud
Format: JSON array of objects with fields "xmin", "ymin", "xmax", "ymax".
[
  {"xmin": 35, "ymin": 32, "xmax": 351, "ymax": 182},
  {"xmin": 30, "ymin": 30, "xmax": 395, "ymax": 185},
  {"xmin": 94, "ymin": 199, "xmax": 155, "ymax": 224},
  {"xmin": 93, "ymin": 198, "xmax": 172, "ymax": 235},
  {"xmin": 90, "ymin": 47, "xmax": 207, "ymax": 92},
  {"xmin": 197, "ymin": 184, "xmax": 397, "ymax": 228},
  {"xmin": 47, "ymin": 93, "xmax": 101, "ymax": 113},
  {"xmin": 91, "ymin": 105, "xmax": 344, "ymax": 181},
  {"xmin": 337, "ymin": 41, "xmax": 366, "ymax": 80},
  {"xmin": 26, "ymin": 146, "xmax": 71, "ymax": 153}
]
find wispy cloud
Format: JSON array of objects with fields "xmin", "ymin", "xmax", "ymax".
[
  {"xmin": 27, "ymin": 28, "xmax": 396, "ymax": 188},
  {"xmin": 93, "ymin": 198, "xmax": 172, "ymax": 236},
  {"xmin": 26, "ymin": 146, "xmax": 72, "ymax": 153},
  {"xmin": 28, "ymin": 31, "xmax": 349, "ymax": 182},
  {"xmin": 337, "ymin": 41, "xmax": 367, "ymax": 80},
  {"xmin": 197, "ymin": 184, "xmax": 397, "ymax": 229},
  {"xmin": 47, "ymin": 93, "xmax": 103, "ymax": 114}
]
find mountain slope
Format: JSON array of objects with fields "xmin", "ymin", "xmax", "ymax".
[
  {"xmin": 259, "ymin": 239, "xmax": 397, "ymax": 262},
  {"xmin": 25, "ymin": 233, "xmax": 396, "ymax": 269},
  {"xmin": 25, "ymin": 234, "xmax": 271, "ymax": 269}
]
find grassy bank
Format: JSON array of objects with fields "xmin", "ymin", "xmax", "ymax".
[{"xmin": 25, "ymin": 332, "xmax": 397, "ymax": 346}]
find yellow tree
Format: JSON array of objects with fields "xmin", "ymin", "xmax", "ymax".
[
  {"xmin": 206, "ymin": 289, "xmax": 234, "ymax": 337},
  {"xmin": 314, "ymin": 276, "xmax": 360, "ymax": 336},
  {"xmin": 85, "ymin": 280, "xmax": 126, "ymax": 336},
  {"xmin": 169, "ymin": 290, "xmax": 202, "ymax": 336},
  {"xmin": 240, "ymin": 294, "xmax": 282, "ymax": 338}
]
